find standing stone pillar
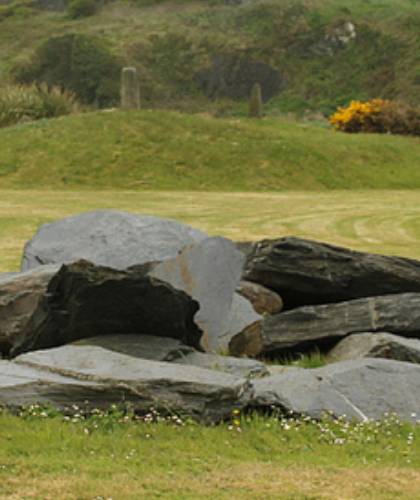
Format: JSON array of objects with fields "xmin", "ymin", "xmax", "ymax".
[
  {"xmin": 249, "ymin": 82, "xmax": 263, "ymax": 118},
  {"xmin": 121, "ymin": 67, "xmax": 140, "ymax": 110}
]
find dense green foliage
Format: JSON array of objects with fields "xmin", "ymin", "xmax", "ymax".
[
  {"xmin": 13, "ymin": 34, "xmax": 121, "ymax": 107},
  {"xmin": 0, "ymin": 83, "xmax": 78, "ymax": 128},
  {"xmin": 67, "ymin": 0, "xmax": 97, "ymax": 19},
  {"xmin": 0, "ymin": 0, "xmax": 419, "ymax": 114}
]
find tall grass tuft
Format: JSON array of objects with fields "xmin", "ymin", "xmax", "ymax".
[{"xmin": 0, "ymin": 83, "xmax": 79, "ymax": 128}]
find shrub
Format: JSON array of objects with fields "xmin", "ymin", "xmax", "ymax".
[
  {"xmin": 13, "ymin": 34, "xmax": 122, "ymax": 107},
  {"xmin": 330, "ymin": 99, "xmax": 420, "ymax": 136},
  {"xmin": 67, "ymin": 0, "xmax": 97, "ymax": 19},
  {"xmin": 0, "ymin": 83, "xmax": 79, "ymax": 128}
]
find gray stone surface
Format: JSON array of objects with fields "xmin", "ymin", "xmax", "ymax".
[
  {"xmin": 0, "ymin": 265, "xmax": 60, "ymax": 356},
  {"xmin": 75, "ymin": 334, "xmax": 194, "ymax": 361},
  {"xmin": 150, "ymin": 237, "xmax": 244, "ymax": 352},
  {"xmin": 237, "ymin": 280, "xmax": 283, "ymax": 315},
  {"xmin": 222, "ymin": 292, "xmax": 262, "ymax": 355},
  {"xmin": 14, "ymin": 345, "xmax": 251, "ymax": 422},
  {"xmin": 75, "ymin": 334, "xmax": 268, "ymax": 378},
  {"xmin": 250, "ymin": 358, "xmax": 420, "ymax": 422},
  {"xmin": 243, "ymin": 237, "xmax": 420, "ymax": 308},
  {"xmin": 328, "ymin": 332, "xmax": 420, "ymax": 364},
  {"xmin": 173, "ymin": 351, "xmax": 268, "ymax": 378},
  {"xmin": 261, "ymin": 293, "xmax": 420, "ymax": 354},
  {"xmin": 21, "ymin": 210, "xmax": 207, "ymax": 271},
  {"xmin": 10, "ymin": 260, "xmax": 203, "ymax": 357}
]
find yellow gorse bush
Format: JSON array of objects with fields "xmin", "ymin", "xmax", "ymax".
[{"xmin": 330, "ymin": 99, "xmax": 420, "ymax": 136}]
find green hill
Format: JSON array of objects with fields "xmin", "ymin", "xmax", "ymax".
[
  {"xmin": 0, "ymin": 110, "xmax": 419, "ymax": 190},
  {"xmin": 0, "ymin": 0, "xmax": 419, "ymax": 115}
]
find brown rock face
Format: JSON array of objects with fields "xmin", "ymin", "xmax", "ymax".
[
  {"xmin": 5, "ymin": 260, "xmax": 203, "ymax": 358},
  {"xmin": 0, "ymin": 266, "xmax": 59, "ymax": 356},
  {"xmin": 237, "ymin": 280, "xmax": 283, "ymax": 315}
]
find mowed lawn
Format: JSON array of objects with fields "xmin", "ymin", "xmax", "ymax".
[
  {"xmin": 1, "ymin": 189, "xmax": 420, "ymax": 500},
  {"xmin": 2, "ymin": 189, "xmax": 420, "ymax": 272}
]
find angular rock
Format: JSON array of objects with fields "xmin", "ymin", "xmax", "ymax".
[
  {"xmin": 223, "ymin": 293, "xmax": 262, "ymax": 356},
  {"xmin": 9, "ymin": 260, "xmax": 203, "ymax": 357},
  {"xmin": 148, "ymin": 236, "xmax": 262, "ymax": 354},
  {"xmin": 149, "ymin": 237, "xmax": 245, "ymax": 352},
  {"xmin": 250, "ymin": 358, "xmax": 420, "ymax": 422},
  {"xmin": 328, "ymin": 332, "xmax": 420, "ymax": 364},
  {"xmin": 0, "ymin": 265, "xmax": 60, "ymax": 356},
  {"xmin": 261, "ymin": 293, "xmax": 420, "ymax": 354},
  {"xmin": 21, "ymin": 210, "xmax": 207, "ymax": 271},
  {"xmin": 243, "ymin": 237, "xmax": 420, "ymax": 308},
  {"xmin": 76, "ymin": 334, "xmax": 268, "ymax": 378},
  {"xmin": 13, "ymin": 345, "xmax": 251, "ymax": 422},
  {"xmin": 237, "ymin": 280, "xmax": 283, "ymax": 315}
]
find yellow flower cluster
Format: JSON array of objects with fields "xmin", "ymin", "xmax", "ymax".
[{"xmin": 329, "ymin": 99, "xmax": 390, "ymax": 132}]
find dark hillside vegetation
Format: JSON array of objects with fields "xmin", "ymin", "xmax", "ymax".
[{"xmin": 0, "ymin": 0, "xmax": 419, "ymax": 115}]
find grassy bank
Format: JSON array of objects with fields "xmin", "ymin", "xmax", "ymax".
[
  {"xmin": 0, "ymin": 410, "xmax": 419, "ymax": 499},
  {"xmin": 0, "ymin": 111, "xmax": 419, "ymax": 190}
]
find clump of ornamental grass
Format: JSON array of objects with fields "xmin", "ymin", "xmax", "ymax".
[
  {"xmin": 329, "ymin": 99, "xmax": 420, "ymax": 136},
  {"xmin": 0, "ymin": 83, "xmax": 79, "ymax": 128}
]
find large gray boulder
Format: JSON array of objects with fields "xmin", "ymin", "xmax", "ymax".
[
  {"xmin": 243, "ymin": 237, "xmax": 420, "ymax": 308},
  {"xmin": 0, "ymin": 265, "xmax": 60, "ymax": 356},
  {"xmin": 21, "ymin": 210, "xmax": 207, "ymax": 271},
  {"xmin": 8, "ymin": 260, "xmax": 203, "ymax": 358},
  {"xmin": 250, "ymin": 358, "xmax": 420, "ymax": 422},
  {"xmin": 261, "ymin": 293, "xmax": 420, "ymax": 354},
  {"xmin": 76, "ymin": 334, "xmax": 268, "ymax": 378},
  {"xmin": 148, "ymin": 236, "xmax": 262, "ymax": 354},
  {"xmin": 12, "ymin": 345, "xmax": 251, "ymax": 422},
  {"xmin": 149, "ymin": 237, "xmax": 246, "ymax": 352},
  {"xmin": 328, "ymin": 332, "xmax": 420, "ymax": 364}
]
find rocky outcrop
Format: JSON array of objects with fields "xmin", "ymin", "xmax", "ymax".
[
  {"xmin": 261, "ymin": 293, "xmax": 420, "ymax": 354},
  {"xmin": 196, "ymin": 54, "xmax": 285, "ymax": 102},
  {"xmin": 12, "ymin": 345, "xmax": 251, "ymax": 422},
  {"xmin": 237, "ymin": 280, "xmax": 283, "ymax": 315},
  {"xmin": 9, "ymin": 260, "xmax": 203, "ymax": 357},
  {"xmin": 21, "ymin": 210, "xmax": 207, "ymax": 271},
  {"xmin": 328, "ymin": 332, "xmax": 420, "ymax": 364},
  {"xmin": 250, "ymin": 358, "xmax": 420, "ymax": 422},
  {"xmin": 243, "ymin": 237, "xmax": 420, "ymax": 309}
]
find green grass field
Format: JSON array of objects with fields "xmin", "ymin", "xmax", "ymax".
[{"xmin": 0, "ymin": 111, "xmax": 419, "ymax": 191}]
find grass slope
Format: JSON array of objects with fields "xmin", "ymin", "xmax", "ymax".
[
  {"xmin": 1, "ymin": 0, "xmax": 420, "ymax": 113},
  {"xmin": 0, "ymin": 110, "xmax": 419, "ymax": 190}
]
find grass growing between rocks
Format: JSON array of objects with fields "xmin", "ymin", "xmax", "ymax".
[{"xmin": 0, "ymin": 407, "xmax": 419, "ymax": 500}]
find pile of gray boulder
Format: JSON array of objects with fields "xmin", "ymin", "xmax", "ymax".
[{"xmin": 1, "ymin": 210, "xmax": 420, "ymax": 423}]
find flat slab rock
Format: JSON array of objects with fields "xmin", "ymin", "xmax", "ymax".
[
  {"xmin": 250, "ymin": 358, "xmax": 420, "ymax": 422},
  {"xmin": 21, "ymin": 210, "xmax": 207, "ymax": 271},
  {"xmin": 12, "ymin": 345, "xmax": 251, "ymax": 422},
  {"xmin": 261, "ymin": 293, "xmax": 420, "ymax": 354},
  {"xmin": 7, "ymin": 260, "xmax": 202, "ymax": 358},
  {"xmin": 150, "ymin": 237, "xmax": 254, "ymax": 352},
  {"xmin": 243, "ymin": 237, "xmax": 420, "ymax": 308},
  {"xmin": 236, "ymin": 280, "xmax": 283, "ymax": 315},
  {"xmin": 328, "ymin": 332, "xmax": 420, "ymax": 364},
  {"xmin": 76, "ymin": 334, "xmax": 268, "ymax": 378}
]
